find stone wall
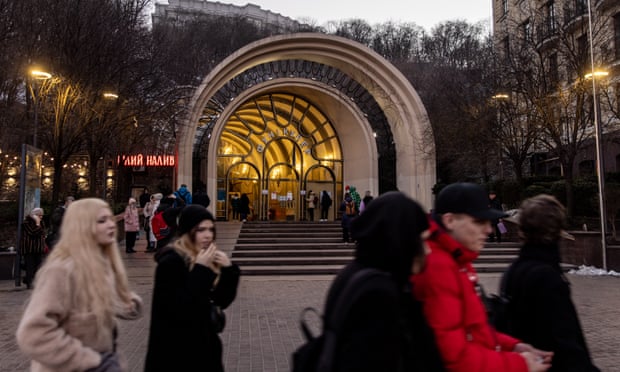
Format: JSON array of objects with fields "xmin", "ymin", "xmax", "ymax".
[{"xmin": 561, "ymin": 232, "xmax": 620, "ymax": 271}]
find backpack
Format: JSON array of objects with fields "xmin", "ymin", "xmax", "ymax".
[
  {"xmin": 292, "ymin": 268, "xmax": 386, "ymax": 372},
  {"xmin": 345, "ymin": 201, "xmax": 355, "ymax": 216},
  {"xmin": 151, "ymin": 211, "xmax": 170, "ymax": 241}
]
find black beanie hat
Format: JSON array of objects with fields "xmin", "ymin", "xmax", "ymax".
[{"xmin": 177, "ymin": 205, "xmax": 214, "ymax": 235}]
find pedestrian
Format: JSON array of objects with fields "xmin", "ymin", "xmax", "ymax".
[
  {"xmin": 320, "ymin": 191, "xmax": 443, "ymax": 371},
  {"xmin": 320, "ymin": 190, "xmax": 332, "ymax": 221},
  {"xmin": 339, "ymin": 192, "xmax": 357, "ymax": 243},
  {"xmin": 349, "ymin": 185, "xmax": 361, "ymax": 211},
  {"xmin": 47, "ymin": 195, "xmax": 74, "ymax": 250},
  {"xmin": 20, "ymin": 208, "xmax": 46, "ymax": 289},
  {"xmin": 488, "ymin": 190, "xmax": 504, "ymax": 242},
  {"xmin": 139, "ymin": 187, "xmax": 151, "ymax": 208},
  {"xmin": 16, "ymin": 198, "xmax": 143, "ymax": 372},
  {"xmin": 306, "ymin": 190, "xmax": 317, "ymax": 221},
  {"xmin": 173, "ymin": 183, "xmax": 193, "ymax": 206},
  {"xmin": 410, "ymin": 182, "xmax": 552, "ymax": 371},
  {"xmin": 359, "ymin": 190, "xmax": 373, "ymax": 214},
  {"xmin": 144, "ymin": 193, "xmax": 162, "ymax": 252},
  {"xmin": 500, "ymin": 194, "xmax": 599, "ymax": 371},
  {"xmin": 124, "ymin": 197, "xmax": 140, "ymax": 253},
  {"xmin": 145, "ymin": 205, "xmax": 240, "ymax": 372},
  {"xmin": 231, "ymin": 194, "xmax": 240, "ymax": 220},
  {"xmin": 193, "ymin": 186, "xmax": 211, "ymax": 208},
  {"xmin": 239, "ymin": 193, "xmax": 250, "ymax": 222}
]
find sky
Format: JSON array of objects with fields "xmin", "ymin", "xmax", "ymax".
[{"xmin": 211, "ymin": 0, "xmax": 492, "ymax": 31}]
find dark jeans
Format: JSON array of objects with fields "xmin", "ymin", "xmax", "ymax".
[
  {"xmin": 125, "ymin": 231, "xmax": 137, "ymax": 252},
  {"xmin": 23, "ymin": 253, "xmax": 43, "ymax": 287},
  {"xmin": 307, "ymin": 208, "xmax": 315, "ymax": 221},
  {"xmin": 488, "ymin": 222, "xmax": 502, "ymax": 242},
  {"xmin": 321, "ymin": 207, "xmax": 329, "ymax": 220}
]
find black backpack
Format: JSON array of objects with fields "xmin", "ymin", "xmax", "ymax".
[{"xmin": 291, "ymin": 268, "xmax": 386, "ymax": 372}]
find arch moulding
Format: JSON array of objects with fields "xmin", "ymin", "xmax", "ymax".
[{"xmin": 177, "ymin": 33, "xmax": 436, "ymax": 210}]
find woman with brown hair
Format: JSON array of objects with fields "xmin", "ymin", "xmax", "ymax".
[
  {"xmin": 16, "ymin": 198, "xmax": 143, "ymax": 371},
  {"xmin": 145, "ymin": 205, "xmax": 240, "ymax": 372}
]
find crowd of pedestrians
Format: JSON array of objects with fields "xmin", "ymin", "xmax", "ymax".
[{"xmin": 13, "ymin": 182, "xmax": 598, "ymax": 372}]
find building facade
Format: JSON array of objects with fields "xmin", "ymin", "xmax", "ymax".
[
  {"xmin": 492, "ymin": 0, "xmax": 620, "ymax": 177},
  {"xmin": 175, "ymin": 33, "xmax": 436, "ymax": 221}
]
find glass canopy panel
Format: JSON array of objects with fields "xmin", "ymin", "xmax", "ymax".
[{"xmin": 216, "ymin": 92, "xmax": 343, "ymax": 220}]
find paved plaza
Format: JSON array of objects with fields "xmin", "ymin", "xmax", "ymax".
[{"xmin": 1, "ymin": 222, "xmax": 620, "ymax": 371}]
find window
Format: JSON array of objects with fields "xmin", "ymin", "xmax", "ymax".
[
  {"xmin": 577, "ymin": 34, "xmax": 588, "ymax": 61},
  {"xmin": 503, "ymin": 36, "xmax": 510, "ymax": 61},
  {"xmin": 575, "ymin": 0, "xmax": 586, "ymax": 15},
  {"xmin": 546, "ymin": 1, "xmax": 556, "ymax": 33},
  {"xmin": 616, "ymin": 83, "xmax": 620, "ymax": 114},
  {"xmin": 522, "ymin": 19, "xmax": 532, "ymax": 43},
  {"xmin": 548, "ymin": 53, "xmax": 558, "ymax": 85},
  {"xmin": 502, "ymin": 0, "xmax": 508, "ymax": 16},
  {"xmin": 615, "ymin": 13, "xmax": 620, "ymax": 60}
]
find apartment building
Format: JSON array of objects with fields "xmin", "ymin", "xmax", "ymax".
[
  {"xmin": 492, "ymin": 0, "xmax": 620, "ymax": 176},
  {"xmin": 152, "ymin": 0, "xmax": 303, "ymax": 31}
]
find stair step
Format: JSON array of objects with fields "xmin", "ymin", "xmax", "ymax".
[
  {"xmin": 234, "ymin": 243, "xmax": 355, "ymax": 250},
  {"xmin": 235, "ymin": 257, "xmax": 353, "ymax": 266},
  {"xmin": 240, "ymin": 265, "xmax": 346, "ymax": 275},
  {"xmin": 237, "ymin": 237, "xmax": 344, "ymax": 244},
  {"xmin": 232, "ymin": 249, "xmax": 354, "ymax": 257}
]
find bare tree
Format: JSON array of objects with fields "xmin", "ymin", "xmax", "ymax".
[{"xmin": 495, "ymin": 0, "xmax": 613, "ymax": 215}]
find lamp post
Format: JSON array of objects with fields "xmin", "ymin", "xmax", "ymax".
[
  {"xmin": 586, "ymin": 0, "xmax": 608, "ymax": 270},
  {"xmin": 492, "ymin": 94, "xmax": 509, "ymax": 180},
  {"xmin": 29, "ymin": 69, "xmax": 52, "ymax": 148}
]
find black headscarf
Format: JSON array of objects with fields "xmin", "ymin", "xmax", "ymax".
[{"xmin": 351, "ymin": 191, "xmax": 429, "ymax": 285}]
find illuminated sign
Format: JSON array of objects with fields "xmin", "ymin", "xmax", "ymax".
[{"xmin": 117, "ymin": 154, "xmax": 175, "ymax": 167}]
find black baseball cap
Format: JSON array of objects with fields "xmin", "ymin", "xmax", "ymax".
[{"xmin": 434, "ymin": 183, "xmax": 508, "ymax": 221}]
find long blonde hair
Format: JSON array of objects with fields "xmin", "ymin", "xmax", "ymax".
[
  {"xmin": 173, "ymin": 234, "xmax": 201, "ymax": 269},
  {"xmin": 37, "ymin": 198, "xmax": 133, "ymax": 329}
]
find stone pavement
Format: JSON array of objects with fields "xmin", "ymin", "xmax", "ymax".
[{"xmin": 1, "ymin": 222, "xmax": 619, "ymax": 371}]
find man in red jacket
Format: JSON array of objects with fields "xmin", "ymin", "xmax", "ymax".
[{"xmin": 411, "ymin": 183, "xmax": 553, "ymax": 372}]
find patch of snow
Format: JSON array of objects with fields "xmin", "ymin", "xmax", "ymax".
[{"xmin": 568, "ymin": 265, "xmax": 620, "ymax": 277}]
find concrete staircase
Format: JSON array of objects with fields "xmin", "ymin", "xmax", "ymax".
[{"xmin": 232, "ymin": 221, "xmax": 523, "ymax": 275}]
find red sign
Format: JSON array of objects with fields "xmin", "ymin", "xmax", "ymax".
[{"xmin": 117, "ymin": 154, "xmax": 175, "ymax": 167}]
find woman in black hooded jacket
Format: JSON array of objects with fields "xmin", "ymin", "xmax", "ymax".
[
  {"xmin": 322, "ymin": 191, "xmax": 444, "ymax": 372},
  {"xmin": 500, "ymin": 194, "xmax": 599, "ymax": 372}
]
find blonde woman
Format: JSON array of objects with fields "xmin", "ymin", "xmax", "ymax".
[
  {"xmin": 16, "ymin": 198, "xmax": 143, "ymax": 372},
  {"xmin": 145, "ymin": 205, "xmax": 240, "ymax": 372},
  {"xmin": 123, "ymin": 198, "xmax": 139, "ymax": 253}
]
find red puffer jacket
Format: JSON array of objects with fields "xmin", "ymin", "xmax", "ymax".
[{"xmin": 410, "ymin": 219, "xmax": 527, "ymax": 372}]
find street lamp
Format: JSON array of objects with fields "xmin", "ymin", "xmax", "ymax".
[
  {"xmin": 586, "ymin": 0, "xmax": 608, "ymax": 270},
  {"xmin": 492, "ymin": 93, "xmax": 510, "ymax": 179},
  {"xmin": 29, "ymin": 68, "xmax": 52, "ymax": 148}
]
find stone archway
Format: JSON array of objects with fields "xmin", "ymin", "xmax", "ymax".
[{"xmin": 177, "ymin": 33, "xmax": 435, "ymax": 210}]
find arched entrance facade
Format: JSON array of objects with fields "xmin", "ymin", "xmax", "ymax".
[{"xmin": 177, "ymin": 33, "xmax": 436, "ymax": 220}]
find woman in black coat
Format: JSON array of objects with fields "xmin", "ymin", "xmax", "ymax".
[
  {"xmin": 322, "ymin": 191, "xmax": 443, "ymax": 372},
  {"xmin": 145, "ymin": 206, "xmax": 240, "ymax": 372},
  {"xmin": 21, "ymin": 208, "xmax": 46, "ymax": 289},
  {"xmin": 500, "ymin": 194, "xmax": 599, "ymax": 372}
]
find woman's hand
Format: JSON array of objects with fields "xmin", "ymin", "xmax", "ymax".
[
  {"xmin": 213, "ymin": 251, "xmax": 232, "ymax": 268},
  {"xmin": 196, "ymin": 243, "xmax": 218, "ymax": 272}
]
